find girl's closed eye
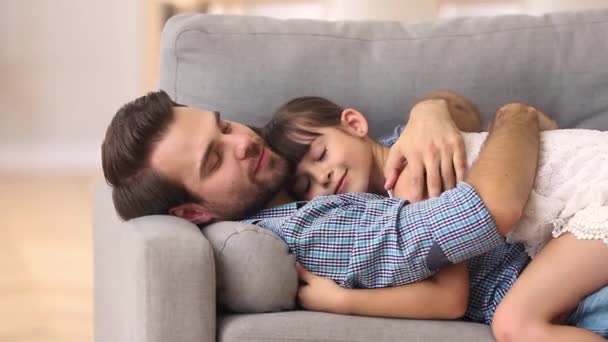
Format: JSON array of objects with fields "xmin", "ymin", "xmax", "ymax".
[{"xmin": 318, "ymin": 147, "xmax": 327, "ymax": 161}]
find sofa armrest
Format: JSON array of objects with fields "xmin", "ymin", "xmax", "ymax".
[{"xmin": 93, "ymin": 182, "xmax": 216, "ymax": 342}]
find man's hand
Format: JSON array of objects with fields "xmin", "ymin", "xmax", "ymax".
[
  {"xmin": 385, "ymin": 98, "xmax": 467, "ymax": 202},
  {"xmin": 296, "ymin": 263, "xmax": 350, "ymax": 314}
]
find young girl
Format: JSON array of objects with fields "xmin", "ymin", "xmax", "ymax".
[{"xmin": 263, "ymin": 95, "xmax": 608, "ymax": 340}]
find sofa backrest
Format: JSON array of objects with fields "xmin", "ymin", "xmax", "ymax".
[{"xmin": 159, "ymin": 10, "xmax": 608, "ymax": 137}]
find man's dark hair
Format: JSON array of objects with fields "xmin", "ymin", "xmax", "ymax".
[
  {"xmin": 101, "ymin": 90, "xmax": 201, "ymax": 220},
  {"xmin": 263, "ymin": 96, "xmax": 343, "ymax": 167}
]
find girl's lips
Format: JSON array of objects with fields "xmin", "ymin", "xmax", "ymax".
[{"xmin": 334, "ymin": 170, "xmax": 348, "ymax": 194}]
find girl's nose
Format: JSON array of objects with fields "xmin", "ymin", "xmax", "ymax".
[{"xmin": 313, "ymin": 167, "xmax": 333, "ymax": 188}]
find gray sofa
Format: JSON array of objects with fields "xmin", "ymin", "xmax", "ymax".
[{"xmin": 94, "ymin": 10, "xmax": 608, "ymax": 342}]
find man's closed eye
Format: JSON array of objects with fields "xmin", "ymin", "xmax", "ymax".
[
  {"xmin": 221, "ymin": 121, "xmax": 231, "ymax": 134},
  {"xmin": 211, "ymin": 151, "xmax": 222, "ymax": 173}
]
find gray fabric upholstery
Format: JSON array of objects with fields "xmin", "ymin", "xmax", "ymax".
[
  {"xmin": 94, "ymin": 183, "xmax": 216, "ymax": 342},
  {"xmin": 94, "ymin": 9, "xmax": 608, "ymax": 342},
  {"xmin": 202, "ymin": 222, "xmax": 298, "ymax": 312},
  {"xmin": 218, "ymin": 311, "xmax": 494, "ymax": 342},
  {"xmin": 160, "ymin": 10, "xmax": 608, "ymax": 138}
]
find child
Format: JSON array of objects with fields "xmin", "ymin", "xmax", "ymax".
[{"xmin": 263, "ymin": 95, "xmax": 608, "ymax": 340}]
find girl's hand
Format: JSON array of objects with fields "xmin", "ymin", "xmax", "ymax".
[
  {"xmin": 536, "ymin": 108, "xmax": 559, "ymax": 131},
  {"xmin": 296, "ymin": 262, "xmax": 350, "ymax": 315},
  {"xmin": 488, "ymin": 103, "xmax": 558, "ymax": 132},
  {"xmin": 384, "ymin": 99, "xmax": 466, "ymax": 202}
]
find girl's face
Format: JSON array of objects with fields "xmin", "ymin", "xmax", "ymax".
[{"xmin": 290, "ymin": 109, "xmax": 375, "ymax": 200}]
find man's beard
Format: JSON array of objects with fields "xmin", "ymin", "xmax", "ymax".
[{"xmin": 208, "ymin": 155, "xmax": 289, "ymax": 220}]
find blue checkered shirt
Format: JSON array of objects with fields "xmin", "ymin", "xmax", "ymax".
[{"xmin": 244, "ymin": 125, "xmax": 530, "ymax": 324}]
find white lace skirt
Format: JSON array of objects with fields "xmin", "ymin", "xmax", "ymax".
[
  {"xmin": 551, "ymin": 190, "xmax": 608, "ymax": 245},
  {"xmin": 507, "ymin": 188, "xmax": 608, "ymax": 257},
  {"xmin": 463, "ymin": 129, "xmax": 608, "ymax": 257}
]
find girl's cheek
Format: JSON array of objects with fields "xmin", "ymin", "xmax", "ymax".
[
  {"xmin": 304, "ymin": 191, "xmax": 315, "ymax": 201},
  {"xmin": 311, "ymin": 187, "xmax": 325, "ymax": 199}
]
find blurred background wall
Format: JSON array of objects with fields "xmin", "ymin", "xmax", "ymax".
[
  {"xmin": 1, "ymin": 1, "xmax": 607, "ymax": 341},
  {"xmin": 0, "ymin": 0, "xmax": 144, "ymax": 170}
]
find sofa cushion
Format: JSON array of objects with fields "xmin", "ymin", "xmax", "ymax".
[
  {"xmin": 202, "ymin": 222, "xmax": 298, "ymax": 313},
  {"xmin": 160, "ymin": 10, "xmax": 608, "ymax": 137},
  {"xmin": 218, "ymin": 311, "xmax": 495, "ymax": 342}
]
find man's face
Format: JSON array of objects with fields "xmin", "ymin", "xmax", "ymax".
[{"xmin": 150, "ymin": 106, "xmax": 289, "ymax": 222}]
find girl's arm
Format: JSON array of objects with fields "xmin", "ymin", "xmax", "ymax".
[
  {"xmin": 296, "ymin": 262, "xmax": 470, "ymax": 320},
  {"xmin": 422, "ymin": 90, "xmax": 482, "ymax": 133}
]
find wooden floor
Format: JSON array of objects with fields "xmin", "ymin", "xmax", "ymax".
[{"xmin": 0, "ymin": 171, "xmax": 98, "ymax": 342}]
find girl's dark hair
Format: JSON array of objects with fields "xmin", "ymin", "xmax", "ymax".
[{"xmin": 263, "ymin": 96, "xmax": 344, "ymax": 167}]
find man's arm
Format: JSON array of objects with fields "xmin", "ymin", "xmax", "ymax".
[
  {"xmin": 297, "ymin": 262, "xmax": 470, "ymax": 319},
  {"xmin": 466, "ymin": 103, "xmax": 541, "ymax": 235},
  {"xmin": 386, "ymin": 91, "xmax": 481, "ymax": 201}
]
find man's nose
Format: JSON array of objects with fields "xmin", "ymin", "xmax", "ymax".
[{"xmin": 233, "ymin": 134, "xmax": 255, "ymax": 160}]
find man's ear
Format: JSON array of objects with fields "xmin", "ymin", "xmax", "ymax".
[
  {"xmin": 340, "ymin": 108, "xmax": 369, "ymax": 137},
  {"xmin": 169, "ymin": 203, "xmax": 216, "ymax": 224}
]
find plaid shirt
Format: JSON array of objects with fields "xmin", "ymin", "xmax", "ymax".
[{"xmin": 243, "ymin": 125, "xmax": 530, "ymax": 324}]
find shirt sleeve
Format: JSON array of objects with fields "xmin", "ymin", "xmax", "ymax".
[
  {"xmin": 281, "ymin": 182, "xmax": 502, "ymax": 288},
  {"xmin": 378, "ymin": 124, "xmax": 405, "ymax": 147},
  {"xmin": 408, "ymin": 182, "xmax": 503, "ymax": 267}
]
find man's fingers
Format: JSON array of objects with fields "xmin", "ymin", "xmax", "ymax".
[
  {"xmin": 425, "ymin": 153, "xmax": 442, "ymax": 198},
  {"xmin": 440, "ymin": 149, "xmax": 456, "ymax": 190},
  {"xmin": 384, "ymin": 160, "xmax": 408, "ymax": 190},
  {"xmin": 404, "ymin": 157, "xmax": 425, "ymax": 202},
  {"xmin": 384, "ymin": 149, "xmax": 407, "ymax": 190},
  {"xmin": 384, "ymin": 172, "xmax": 397, "ymax": 191},
  {"xmin": 453, "ymin": 145, "xmax": 467, "ymax": 183}
]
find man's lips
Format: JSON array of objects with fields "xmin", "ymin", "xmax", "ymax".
[
  {"xmin": 254, "ymin": 146, "xmax": 267, "ymax": 174},
  {"xmin": 334, "ymin": 170, "xmax": 348, "ymax": 195}
]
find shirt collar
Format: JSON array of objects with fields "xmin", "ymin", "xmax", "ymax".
[{"xmin": 245, "ymin": 200, "xmax": 308, "ymax": 220}]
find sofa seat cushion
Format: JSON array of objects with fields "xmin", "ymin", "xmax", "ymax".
[{"xmin": 218, "ymin": 311, "xmax": 495, "ymax": 342}]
